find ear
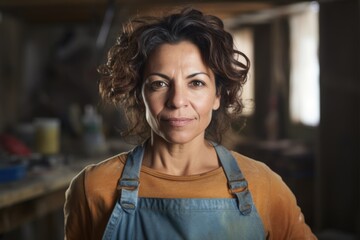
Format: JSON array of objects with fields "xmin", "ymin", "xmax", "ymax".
[
  {"xmin": 213, "ymin": 78, "xmax": 221, "ymax": 110},
  {"xmin": 213, "ymin": 94, "xmax": 220, "ymax": 110}
]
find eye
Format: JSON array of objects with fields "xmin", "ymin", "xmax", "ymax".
[
  {"xmin": 149, "ymin": 81, "xmax": 168, "ymax": 90},
  {"xmin": 189, "ymin": 80, "xmax": 205, "ymax": 88}
]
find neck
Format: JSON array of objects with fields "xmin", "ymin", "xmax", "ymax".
[{"xmin": 142, "ymin": 133, "xmax": 219, "ymax": 176}]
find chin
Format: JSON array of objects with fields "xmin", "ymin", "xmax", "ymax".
[{"xmin": 158, "ymin": 132, "xmax": 204, "ymax": 145}]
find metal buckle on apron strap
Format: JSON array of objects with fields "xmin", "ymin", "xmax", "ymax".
[
  {"xmin": 117, "ymin": 178, "xmax": 140, "ymax": 213},
  {"xmin": 228, "ymin": 179, "xmax": 253, "ymax": 216},
  {"xmin": 117, "ymin": 178, "xmax": 140, "ymax": 191},
  {"xmin": 228, "ymin": 178, "xmax": 248, "ymax": 194}
]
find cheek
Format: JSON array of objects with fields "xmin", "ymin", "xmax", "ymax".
[
  {"xmin": 143, "ymin": 94, "xmax": 163, "ymax": 117},
  {"xmin": 194, "ymin": 100, "xmax": 216, "ymax": 119}
]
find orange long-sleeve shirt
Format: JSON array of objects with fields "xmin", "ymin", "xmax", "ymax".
[{"xmin": 64, "ymin": 150, "xmax": 316, "ymax": 239}]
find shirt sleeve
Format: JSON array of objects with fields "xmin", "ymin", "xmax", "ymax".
[
  {"xmin": 267, "ymin": 171, "xmax": 317, "ymax": 240},
  {"xmin": 64, "ymin": 168, "xmax": 93, "ymax": 240}
]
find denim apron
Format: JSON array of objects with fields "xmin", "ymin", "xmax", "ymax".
[{"xmin": 102, "ymin": 143, "xmax": 265, "ymax": 240}]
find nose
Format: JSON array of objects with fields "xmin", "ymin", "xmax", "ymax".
[{"xmin": 166, "ymin": 83, "xmax": 188, "ymax": 109}]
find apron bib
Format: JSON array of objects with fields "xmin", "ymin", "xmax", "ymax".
[{"xmin": 102, "ymin": 143, "xmax": 265, "ymax": 240}]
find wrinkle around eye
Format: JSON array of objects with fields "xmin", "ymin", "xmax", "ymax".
[
  {"xmin": 189, "ymin": 80, "xmax": 206, "ymax": 88},
  {"xmin": 149, "ymin": 80, "xmax": 169, "ymax": 90}
]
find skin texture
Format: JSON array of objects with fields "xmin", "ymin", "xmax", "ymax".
[{"xmin": 141, "ymin": 41, "xmax": 221, "ymax": 176}]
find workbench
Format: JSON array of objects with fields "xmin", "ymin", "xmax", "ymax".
[{"xmin": 0, "ymin": 158, "xmax": 97, "ymax": 234}]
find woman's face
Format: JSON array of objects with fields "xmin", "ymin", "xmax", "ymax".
[{"xmin": 141, "ymin": 41, "xmax": 220, "ymax": 144}]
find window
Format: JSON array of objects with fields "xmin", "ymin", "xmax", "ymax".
[
  {"xmin": 233, "ymin": 28, "xmax": 255, "ymax": 116},
  {"xmin": 289, "ymin": 2, "xmax": 319, "ymax": 126}
]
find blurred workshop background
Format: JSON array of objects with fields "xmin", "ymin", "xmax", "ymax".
[{"xmin": 0, "ymin": 0, "xmax": 359, "ymax": 239}]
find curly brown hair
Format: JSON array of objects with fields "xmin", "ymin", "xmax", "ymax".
[{"xmin": 98, "ymin": 7, "xmax": 250, "ymax": 143}]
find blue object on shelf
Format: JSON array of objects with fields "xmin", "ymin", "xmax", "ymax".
[{"xmin": 0, "ymin": 163, "xmax": 27, "ymax": 183}]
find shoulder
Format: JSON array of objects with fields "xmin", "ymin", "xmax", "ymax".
[
  {"xmin": 65, "ymin": 152, "xmax": 131, "ymax": 240},
  {"xmin": 66, "ymin": 151, "xmax": 130, "ymax": 208},
  {"xmin": 230, "ymin": 151, "xmax": 297, "ymax": 205},
  {"xmin": 230, "ymin": 151, "xmax": 277, "ymax": 184},
  {"xmin": 229, "ymin": 151, "xmax": 284, "ymax": 214},
  {"xmin": 230, "ymin": 151, "xmax": 316, "ymax": 239},
  {"xmin": 85, "ymin": 152, "xmax": 128, "ymax": 179},
  {"xmin": 230, "ymin": 150, "xmax": 289, "ymax": 205},
  {"xmin": 67, "ymin": 152, "xmax": 129, "ymax": 199},
  {"xmin": 82, "ymin": 152, "xmax": 129, "ymax": 194}
]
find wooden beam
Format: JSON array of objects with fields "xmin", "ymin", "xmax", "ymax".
[{"xmin": 0, "ymin": 1, "xmax": 278, "ymax": 23}]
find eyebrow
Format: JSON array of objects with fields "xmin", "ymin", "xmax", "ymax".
[
  {"xmin": 145, "ymin": 73, "xmax": 171, "ymax": 81},
  {"xmin": 187, "ymin": 72, "xmax": 210, "ymax": 79},
  {"xmin": 145, "ymin": 72, "xmax": 210, "ymax": 80}
]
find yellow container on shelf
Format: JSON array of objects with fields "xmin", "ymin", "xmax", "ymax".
[{"xmin": 35, "ymin": 118, "xmax": 60, "ymax": 155}]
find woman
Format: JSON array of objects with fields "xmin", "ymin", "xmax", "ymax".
[{"xmin": 64, "ymin": 8, "xmax": 316, "ymax": 240}]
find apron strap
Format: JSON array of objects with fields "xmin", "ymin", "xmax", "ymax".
[
  {"xmin": 213, "ymin": 144, "xmax": 253, "ymax": 215},
  {"xmin": 117, "ymin": 144, "xmax": 144, "ymax": 213},
  {"xmin": 119, "ymin": 142, "xmax": 253, "ymax": 215}
]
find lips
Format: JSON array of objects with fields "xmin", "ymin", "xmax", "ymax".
[{"xmin": 163, "ymin": 117, "xmax": 194, "ymax": 127}]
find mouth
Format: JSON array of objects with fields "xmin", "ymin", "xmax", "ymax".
[{"xmin": 162, "ymin": 117, "xmax": 194, "ymax": 127}]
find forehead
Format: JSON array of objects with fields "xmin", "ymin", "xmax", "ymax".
[{"xmin": 144, "ymin": 41, "xmax": 209, "ymax": 73}]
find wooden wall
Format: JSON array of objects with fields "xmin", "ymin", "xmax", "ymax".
[
  {"xmin": 317, "ymin": 0, "xmax": 360, "ymax": 236},
  {"xmin": 0, "ymin": 16, "xmax": 23, "ymax": 132}
]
